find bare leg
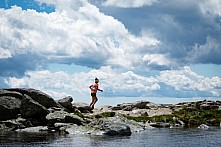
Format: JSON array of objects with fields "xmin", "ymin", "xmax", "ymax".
[
  {"xmin": 90, "ymin": 98, "xmax": 94, "ymax": 107},
  {"xmin": 90, "ymin": 97, "xmax": 98, "ymax": 109}
]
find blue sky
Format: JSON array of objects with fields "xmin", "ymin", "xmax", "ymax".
[{"xmin": 0, "ymin": 0, "xmax": 221, "ymax": 106}]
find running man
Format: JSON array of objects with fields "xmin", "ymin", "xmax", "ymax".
[{"xmin": 89, "ymin": 78, "xmax": 103, "ymax": 109}]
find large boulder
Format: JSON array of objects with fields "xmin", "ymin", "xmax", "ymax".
[
  {"xmin": 87, "ymin": 116, "xmax": 132, "ymax": 136},
  {"xmin": 65, "ymin": 119, "xmax": 133, "ymax": 136},
  {"xmin": 20, "ymin": 94, "xmax": 49, "ymax": 118},
  {"xmin": 0, "ymin": 96, "xmax": 21, "ymax": 120},
  {"xmin": 103, "ymin": 122, "xmax": 132, "ymax": 136},
  {"xmin": 5, "ymin": 88, "xmax": 62, "ymax": 109}
]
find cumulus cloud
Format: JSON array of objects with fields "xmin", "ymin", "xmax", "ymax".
[
  {"xmin": 1, "ymin": 0, "xmax": 221, "ymax": 100},
  {"xmin": 102, "ymin": 0, "xmax": 158, "ymax": 8},
  {"xmin": 0, "ymin": 0, "xmax": 160, "ymax": 77},
  {"xmin": 98, "ymin": 0, "xmax": 221, "ymax": 66},
  {"xmin": 142, "ymin": 54, "xmax": 173, "ymax": 69},
  {"xmin": 158, "ymin": 66, "xmax": 221, "ymax": 96},
  {"xmin": 5, "ymin": 66, "xmax": 221, "ymax": 98},
  {"xmin": 5, "ymin": 66, "xmax": 160, "ymax": 98}
]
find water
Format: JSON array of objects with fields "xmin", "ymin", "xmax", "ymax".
[{"xmin": 0, "ymin": 128, "xmax": 221, "ymax": 147}]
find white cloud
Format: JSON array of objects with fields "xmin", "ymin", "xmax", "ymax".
[
  {"xmin": 0, "ymin": 1, "xmax": 160, "ymax": 74},
  {"xmin": 142, "ymin": 54, "xmax": 172, "ymax": 68},
  {"xmin": 5, "ymin": 66, "xmax": 160, "ymax": 98},
  {"xmin": 1, "ymin": 0, "xmax": 221, "ymax": 100},
  {"xmin": 158, "ymin": 66, "xmax": 221, "ymax": 96},
  {"xmin": 5, "ymin": 66, "xmax": 221, "ymax": 98},
  {"xmin": 102, "ymin": 0, "xmax": 158, "ymax": 8}
]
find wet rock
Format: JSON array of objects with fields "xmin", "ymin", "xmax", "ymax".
[
  {"xmin": 88, "ymin": 114, "xmax": 143, "ymax": 135},
  {"xmin": 150, "ymin": 122, "xmax": 170, "ymax": 128},
  {"xmin": 0, "ymin": 117, "xmax": 30, "ymax": 131},
  {"xmin": 198, "ymin": 124, "xmax": 209, "ymax": 129},
  {"xmin": 16, "ymin": 126, "xmax": 48, "ymax": 132},
  {"xmin": 103, "ymin": 122, "xmax": 131, "ymax": 136}
]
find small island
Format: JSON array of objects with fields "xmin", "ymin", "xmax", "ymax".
[{"xmin": 1, "ymin": 88, "xmax": 221, "ymax": 136}]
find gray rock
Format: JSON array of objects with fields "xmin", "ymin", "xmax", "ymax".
[
  {"xmin": 103, "ymin": 122, "xmax": 131, "ymax": 136},
  {"xmin": 198, "ymin": 124, "xmax": 209, "ymax": 129},
  {"xmin": 150, "ymin": 122, "xmax": 170, "ymax": 128},
  {"xmin": 6, "ymin": 88, "xmax": 62, "ymax": 109},
  {"xmin": 58, "ymin": 96, "xmax": 73, "ymax": 107},
  {"xmin": 0, "ymin": 117, "xmax": 29, "ymax": 131},
  {"xmin": 133, "ymin": 101, "xmax": 151, "ymax": 109},
  {"xmin": 0, "ymin": 89, "xmax": 23, "ymax": 100},
  {"xmin": 0, "ymin": 96, "xmax": 21, "ymax": 120},
  {"xmin": 111, "ymin": 101, "xmax": 157, "ymax": 111},
  {"xmin": 111, "ymin": 106, "xmax": 123, "ymax": 110},
  {"xmin": 20, "ymin": 94, "xmax": 49, "ymax": 118},
  {"xmin": 46, "ymin": 111, "xmax": 83, "ymax": 126},
  {"xmin": 16, "ymin": 126, "xmax": 48, "ymax": 132},
  {"xmin": 73, "ymin": 102, "xmax": 92, "ymax": 113},
  {"xmin": 87, "ymin": 114, "xmax": 143, "ymax": 135}
]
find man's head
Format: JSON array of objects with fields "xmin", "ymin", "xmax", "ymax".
[{"xmin": 95, "ymin": 78, "xmax": 99, "ymax": 83}]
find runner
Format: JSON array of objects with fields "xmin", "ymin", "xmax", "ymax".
[{"xmin": 89, "ymin": 78, "xmax": 103, "ymax": 109}]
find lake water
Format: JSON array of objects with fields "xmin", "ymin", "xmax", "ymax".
[{"xmin": 0, "ymin": 127, "xmax": 221, "ymax": 147}]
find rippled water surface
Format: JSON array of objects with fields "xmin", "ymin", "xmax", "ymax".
[{"xmin": 0, "ymin": 128, "xmax": 221, "ymax": 147}]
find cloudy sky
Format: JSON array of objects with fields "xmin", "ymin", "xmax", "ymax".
[{"xmin": 0, "ymin": 0, "xmax": 221, "ymax": 106}]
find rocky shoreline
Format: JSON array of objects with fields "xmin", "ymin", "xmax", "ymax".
[{"xmin": 1, "ymin": 88, "xmax": 221, "ymax": 136}]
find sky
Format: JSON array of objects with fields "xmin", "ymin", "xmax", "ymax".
[{"xmin": 0, "ymin": 0, "xmax": 221, "ymax": 106}]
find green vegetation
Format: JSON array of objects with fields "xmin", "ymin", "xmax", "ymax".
[
  {"xmin": 173, "ymin": 107, "xmax": 221, "ymax": 126},
  {"xmin": 121, "ymin": 106, "xmax": 221, "ymax": 127}
]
